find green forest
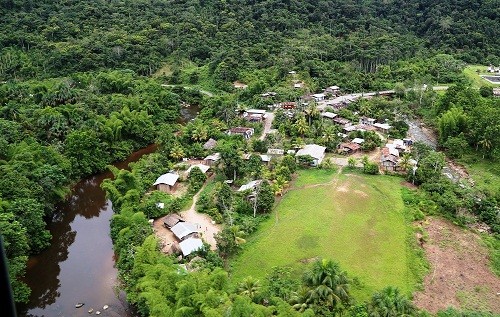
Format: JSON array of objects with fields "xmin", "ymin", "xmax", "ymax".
[{"xmin": 1, "ymin": 0, "xmax": 499, "ymax": 316}]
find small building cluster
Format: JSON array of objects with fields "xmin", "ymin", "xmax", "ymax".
[
  {"xmin": 379, "ymin": 139, "xmax": 415, "ymax": 171},
  {"xmin": 487, "ymin": 65, "xmax": 500, "ymax": 73},
  {"xmin": 162, "ymin": 214, "xmax": 203, "ymax": 257}
]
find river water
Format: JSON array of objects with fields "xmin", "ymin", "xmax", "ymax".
[
  {"xmin": 17, "ymin": 101, "xmax": 202, "ymax": 317},
  {"xmin": 17, "ymin": 144, "xmax": 157, "ymax": 317}
]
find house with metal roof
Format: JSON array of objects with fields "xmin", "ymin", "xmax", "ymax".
[
  {"xmin": 295, "ymin": 144, "xmax": 326, "ymax": 166},
  {"xmin": 179, "ymin": 238, "xmax": 204, "ymax": 257},
  {"xmin": 170, "ymin": 222, "xmax": 199, "ymax": 241},
  {"xmin": 238, "ymin": 180, "xmax": 262, "ymax": 192},
  {"xmin": 186, "ymin": 164, "xmax": 210, "ymax": 175},
  {"xmin": 153, "ymin": 172, "xmax": 179, "ymax": 193}
]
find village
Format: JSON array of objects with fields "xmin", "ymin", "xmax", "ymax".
[{"xmin": 149, "ymin": 81, "xmax": 420, "ymax": 259}]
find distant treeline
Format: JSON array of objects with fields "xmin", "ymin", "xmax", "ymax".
[{"xmin": 1, "ymin": 0, "xmax": 498, "ymax": 80}]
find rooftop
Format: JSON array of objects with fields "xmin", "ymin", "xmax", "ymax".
[
  {"xmin": 238, "ymin": 180, "xmax": 262, "ymax": 192},
  {"xmin": 186, "ymin": 164, "xmax": 210, "ymax": 175},
  {"xmin": 153, "ymin": 173, "xmax": 179, "ymax": 186},
  {"xmin": 295, "ymin": 144, "xmax": 326, "ymax": 160},
  {"xmin": 179, "ymin": 238, "xmax": 204, "ymax": 256},
  {"xmin": 204, "ymin": 153, "xmax": 221, "ymax": 161},
  {"xmin": 203, "ymin": 138, "xmax": 217, "ymax": 150},
  {"xmin": 321, "ymin": 111, "xmax": 337, "ymax": 119},
  {"xmin": 171, "ymin": 222, "xmax": 198, "ymax": 240},
  {"xmin": 339, "ymin": 142, "xmax": 361, "ymax": 151}
]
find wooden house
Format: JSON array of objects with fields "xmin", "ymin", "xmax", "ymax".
[{"xmin": 153, "ymin": 173, "xmax": 179, "ymax": 193}]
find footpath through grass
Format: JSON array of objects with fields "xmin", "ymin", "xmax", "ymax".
[{"xmin": 230, "ymin": 169, "xmax": 421, "ymax": 300}]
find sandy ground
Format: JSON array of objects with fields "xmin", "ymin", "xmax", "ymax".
[
  {"xmin": 259, "ymin": 112, "xmax": 275, "ymax": 141},
  {"xmin": 153, "ymin": 189, "xmax": 221, "ymax": 254},
  {"xmin": 413, "ymin": 217, "xmax": 500, "ymax": 313}
]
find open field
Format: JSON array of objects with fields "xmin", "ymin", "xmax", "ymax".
[
  {"xmin": 459, "ymin": 155, "xmax": 500, "ymax": 200},
  {"xmin": 230, "ymin": 170, "xmax": 420, "ymax": 300},
  {"xmin": 463, "ymin": 65, "xmax": 500, "ymax": 88}
]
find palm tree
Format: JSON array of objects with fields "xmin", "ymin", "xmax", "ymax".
[
  {"xmin": 191, "ymin": 123, "xmax": 208, "ymax": 142},
  {"xmin": 366, "ymin": 286, "xmax": 416, "ymax": 317},
  {"xmin": 302, "ymin": 259, "xmax": 351, "ymax": 313},
  {"xmin": 304, "ymin": 102, "xmax": 320, "ymax": 126},
  {"xmin": 478, "ymin": 138, "xmax": 492, "ymax": 158},
  {"xmin": 294, "ymin": 115, "xmax": 309, "ymax": 136},
  {"xmin": 237, "ymin": 277, "xmax": 261, "ymax": 301},
  {"xmin": 169, "ymin": 144, "xmax": 185, "ymax": 161},
  {"xmin": 398, "ymin": 152, "xmax": 413, "ymax": 172},
  {"xmin": 272, "ymin": 176, "xmax": 289, "ymax": 196}
]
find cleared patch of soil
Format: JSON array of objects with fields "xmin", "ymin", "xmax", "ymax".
[
  {"xmin": 401, "ymin": 181, "xmax": 418, "ymax": 189},
  {"xmin": 413, "ymin": 217, "xmax": 500, "ymax": 313},
  {"xmin": 152, "ymin": 188, "xmax": 221, "ymax": 254}
]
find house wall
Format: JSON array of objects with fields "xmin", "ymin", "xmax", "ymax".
[{"xmin": 157, "ymin": 183, "xmax": 175, "ymax": 193}]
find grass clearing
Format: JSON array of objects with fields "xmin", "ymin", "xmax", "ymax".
[
  {"xmin": 459, "ymin": 155, "xmax": 500, "ymax": 199},
  {"xmin": 293, "ymin": 168, "xmax": 338, "ymax": 187},
  {"xmin": 463, "ymin": 65, "xmax": 500, "ymax": 88},
  {"xmin": 230, "ymin": 170, "xmax": 421, "ymax": 301}
]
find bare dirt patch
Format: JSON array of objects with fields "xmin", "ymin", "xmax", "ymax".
[
  {"xmin": 152, "ymin": 188, "xmax": 221, "ymax": 255},
  {"xmin": 401, "ymin": 181, "xmax": 418, "ymax": 190},
  {"xmin": 354, "ymin": 189, "xmax": 368, "ymax": 198},
  {"xmin": 413, "ymin": 217, "xmax": 500, "ymax": 313}
]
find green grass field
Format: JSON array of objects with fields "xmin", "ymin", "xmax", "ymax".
[
  {"xmin": 463, "ymin": 65, "xmax": 500, "ymax": 88},
  {"xmin": 230, "ymin": 170, "xmax": 420, "ymax": 300},
  {"xmin": 459, "ymin": 155, "xmax": 500, "ymax": 200}
]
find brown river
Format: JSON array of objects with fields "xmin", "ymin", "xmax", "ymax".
[{"xmin": 17, "ymin": 145, "xmax": 157, "ymax": 317}]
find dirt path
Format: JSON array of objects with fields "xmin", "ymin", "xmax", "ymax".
[
  {"xmin": 259, "ymin": 112, "xmax": 275, "ymax": 141},
  {"xmin": 180, "ymin": 190, "xmax": 221, "ymax": 250},
  {"xmin": 152, "ymin": 185, "xmax": 221, "ymax": 253},
  {"xmin": 413, "ymin": 217, "xmax": 500, "ymax": 313}
]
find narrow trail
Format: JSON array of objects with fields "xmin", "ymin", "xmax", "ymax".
[
  {"xmin": 180, "ymin": 178, "xmax": 221, "ymax": 250},
  {"xmin": 259, "ymin": 112, "xmax": 275, "ymax": 141}
]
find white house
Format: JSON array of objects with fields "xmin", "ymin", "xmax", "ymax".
[
  {"xmin": 179, "ymin": 238, "xmax": 204, "ymax": 257},
  {"xmin": 352, "ymin": 138, "xmax": 364, "ymax": 144},
  {"xmin": 153, "ymin": 173, "xmax": 179, "ymax": 193},
  {"xmin": 312, "ymin": 93, "xmax": 326, "ymax": 101},
  {"xmin": 295, "ymin": 144, "xmax": 326, "ymax": 166}
]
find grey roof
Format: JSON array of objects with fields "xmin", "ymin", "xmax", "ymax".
[
  {"xmin": 295, "ymin": 144, "xmax": 326, "ymax": 160},
  {"xmin": 171, "ymin": 222, "xmax": 198, "ymax": 240},
  {"xmin": 179, "ymin": 238, "xmax": 204, "ymax": 256},
  {"xmin": 245, "ymin": 109, "xmax": 267, "ymax": 115},
  {"xmin": 260, "ymin": 154, "xmax": 271, "ymax": 162},
  {"xmin": 352, "ymin": 138, "xmax": 364, "ymax": 144},
  {"xmin": 186, "ymin": 164, "xmax": 210, "ymax": 174},
  {"xmin": 204, "ymin": 152, "xmax": 221, "ymax": 161},
  {"xmin": 203, "ymin": 138, "xmax": 217, "ymax": 150},
  {"xmin": 321, "ymin": 111, "xmax": 337, "ymax": 119},
  {"xmin": 153, "ymin": 173, "xmax": 179, "ymax": 186},
  {"xmin": 374, "ymin": 123, "xmax": 391, "ymax": 130},
  {"xmin": 267, "ymin": 148, "xmax": 284, "ymax": 155},
  {"xmin": 238, "ymin": 180, "xmax": 262, "ymax": 192}
]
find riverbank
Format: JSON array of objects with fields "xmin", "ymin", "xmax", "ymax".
[{"xmin": 17, "ymin": 145, "xmax": 157, "ymax": 317}]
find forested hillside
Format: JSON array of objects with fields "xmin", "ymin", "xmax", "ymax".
[
  {"xmin": 1, "ymin": 0, "xmax": 499, "ymax": 81},
  {"xmin": 0, "ymin": 0, "xmax": 499, "ymax": 315}
]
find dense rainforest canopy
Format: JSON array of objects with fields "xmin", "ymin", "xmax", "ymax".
[
  {"xmin": 1, "ymin": 0, "xmax": 499, "ymax": 81},
  {"xmin": 0, "ymin": 0, "xmax": 499, "ymax": 315}
]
